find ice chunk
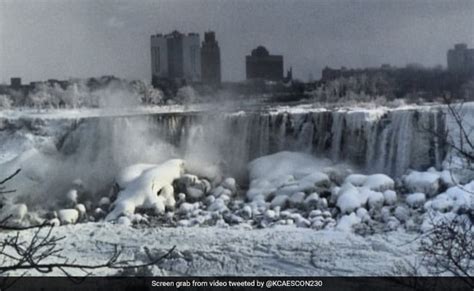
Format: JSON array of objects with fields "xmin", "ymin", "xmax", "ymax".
[{"xmin": 105, "ymin": 159, "xmax": 184, "ymax": 221}]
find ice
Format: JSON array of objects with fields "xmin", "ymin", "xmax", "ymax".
[{"xmin": 105, "ymin": 159, "xmax": 185, "ymax": 221}]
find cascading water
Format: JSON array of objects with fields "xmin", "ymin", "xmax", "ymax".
[{"xmin": 54, "ymin": 106, "xmax": 448, "ymax": 179}]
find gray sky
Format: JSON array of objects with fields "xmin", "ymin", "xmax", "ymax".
[{"xmin": 1, "ymin": 0, "xmax": 473, "ymax": 83}]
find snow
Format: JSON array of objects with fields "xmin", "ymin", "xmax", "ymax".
[
  {"xmin": 362, "ymin": 174, "xmax": 394, "ymax": 192},
  {"xmin": 344, "ymin": 174, "xmax": 367, "ymax": 186},
  {"xmin": 0, "ymin": 204, "xmax": 28, "ymax": 222},
  {"xmin": 105, "ymin": 159, "xmax": 185, "ymax": 221},
  {"xmin": 383, "ymin": 190, "xmax": 397, "ymax": 205},
  {"xmin": 406, "ymin": 193, "xmax": 426, "ymax": 208},
  {"xmin": 0, "ymin": 222, "xmax": 422, "ymax": 276},
  {"xmin": 403, "ymin": 171, "xmax": 440, "ymax": 197},
  {"xmin": 367, "ymin": 190, "xmax": 385, "ymax": 209},
  {"xmin": 425, "ymin": 181, "xmax": 474, "ymax": 213},
  {"xmin": 58, "ymin": 209, "xmax": 79, "ymax": 224},
  {"xmin": 336, "ymin": 183, "xmax": 364, "ymax": 213},
  {"xmin": 221, "ymin": 177, "xmax": 237, "ymax": 192},
  {"xmin": 247, "ymin": 151, "xmax": 332, "ymax": 201},
  {"xmin": 336, "ymin": 213, "xmax": 361, "ymax": 231}
]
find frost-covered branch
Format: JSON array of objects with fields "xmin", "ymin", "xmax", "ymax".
[{"xmin": 0, "ymin": 221, "xmax": 175, "ymax": 276}]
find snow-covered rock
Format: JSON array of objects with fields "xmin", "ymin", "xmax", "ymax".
[
  {"xmin": 0, "ymin": 203, "xmax": 28, "ymax": 221},
  {"xmin": 304, "ymin": 192, "xmax": 319, "ymax": 208},
  {"xmin": 75, "ymin": 203, "xmax": 86, "ymax": 217},
  {"xmin": 208, "ymin": 198, "xmax": 228, "ymax": 213},
  {"xmin": 336, "ymin": 213, "xmax": 361, "ymax": 231},
  {"xmin": 178, "ymin": 202, "xmax": 200, "ymax": 215},
  {"xmin": 221, "ymin": 177, "xmax": 237, "ymax": 193},
  {"xmin": 403, "ymin": 171, "xmax": 440, "ymax": 197},
  {"xmin": 270, "ymin": 195, "xmax": 289, "ymax": 209},
  {"xmin": 344, "ymin": 174, "xmax": 367, "ymax": 187},
  {"xmin": 394, "ymin": 206, "xmax": 410, "ymax": 222},
  {"xmin": 58, "ymin": 209, "xmax": 79, "ymax": 224},
  {"xmin": 406, "ymin": 193, "xmax": 426, "ymax": 208},
  {"xmin": 367, "ymin": 191, "xmax": 385, "ymax": 209},
  {"xmin": 66, "ymin": 189, "xmax": 78, "ymax": 205},
  {"xmin": 336, "ymin": 183, "xmax": 365, "ymax": 213},
  {"xmin": 106, "ymin": 159, "xmax": 184, "ymax": 221},
  {"xmin": 115, "ymin": 163, "xmax": 156, "ymax": 188},
  {"xmin": 383, "ymin": 190, "xmax": 397, "ymax": 205},
  {"xmin": 247, "ymin": 152, "xmax": 332, "ymax": 201},
  {"xmin": 99, "ymin": 197, "xmax": 111, "ymax": 206},
  {"xmin": 288, "ymin": 192, "xmax": 306, "ymax": 207},
  {"xmin": 48, "ymin": 218, "xmax": 61, "ymax": 226},
  {"xmin": 264, "ymin": 209, "xmax": 278, "ymax": 220},
  {"xmin": 356, "ymin": 208, "xmax": 370, "ymax": 221},
  {"xmin": 363, "ymin": 174, "xmax": 394, "ymax": 192},
  {"xmin": 425, "ymin": 181, "xmax": 474, "ymax": 213},
  {"xmin": 117, "ymin": 216, "xmax": 132, "ymax": 226}
]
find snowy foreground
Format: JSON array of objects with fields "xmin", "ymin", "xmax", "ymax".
[{"xmin": 1, "ymin": 223, "xmax": 418, "ymax": 276}]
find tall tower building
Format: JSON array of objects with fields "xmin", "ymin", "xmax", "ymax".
[
  {"xmin": 200, "ymin": 31, "xmax": 221, "ymax": 85},
  {"xmin": 447, "ymin": 43, "xmax": 474, "ymax": 73},
  {"xmin": 151, "ymin": 31, "xmax": 201, "ymax": 83}
]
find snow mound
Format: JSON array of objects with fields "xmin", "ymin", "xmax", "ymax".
[
  {"xmin": 403, "ymin": 171, "xmax": 440, "ymax": 197},
  {"xmin": 336, "ymin": 213, "xmax": 361, "ymax": 231},
  {"xmin": 336, "ymin": 183, "xmax": 364, "ymax": 214},
  {"xmin": 105, "ymin": 159, "xmax": 185, "ymax": 221},
  {"xmin": 362, "ymin": 174, "xmax": 394, "ymax": 192},
  {"xmin": 425, "ymin": 181, "xmax": 474, "ymax": 213},
  {"xmin": 344, "ymin": 174, "xmax": 367, "ymax": 187},
  {"xmin": 247, "ymin": 151, "xmax": 333, "ymax": 202},
  {"xmin": 406, "ymin": 193, "xmax": 426, "ymax": 208}
]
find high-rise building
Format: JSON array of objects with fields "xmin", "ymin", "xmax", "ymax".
[
  {"xmin": 200, "ymin": 31, "xmax": 221, "ymax": 85},
  {"xmin": 151, "ymin": 31, "xmax": 201, "ymax": 83},
  {"xmin": 447, "ymin": 43, "xmax": 474, "ymax": 73},
  {"xmin": 246, "ymin": 46, "xmax": 283, "ymax": 81}
]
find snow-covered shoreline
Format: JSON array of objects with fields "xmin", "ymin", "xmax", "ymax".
[{"xmin": 0, "ymin": 222, "xmax": 419, "ymax": 276}]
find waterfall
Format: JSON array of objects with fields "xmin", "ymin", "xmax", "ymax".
[{"xmin": 51, "ymin": 106, "xmax": 448, "ymax": 179}]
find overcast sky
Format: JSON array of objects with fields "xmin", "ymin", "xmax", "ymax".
[{"xmin": 1, "ymin": 0, "xmax": 473, "ymax": 83}]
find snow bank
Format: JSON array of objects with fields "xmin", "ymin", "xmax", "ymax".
[{"xmin": 105, "ymin": 159, "xmax": 185, "ymax": 221}]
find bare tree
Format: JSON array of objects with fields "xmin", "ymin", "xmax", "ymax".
[
  {"xmin": 416, "ymin": 95, "xmax": 474, "ymax": 286},
  {"xmin": 0, "ymin": 170, "xmax": 175, "ymax": 290},
  {"xmin": 419, "ymin": 214, "xmax": 473, "ymax": 287}
]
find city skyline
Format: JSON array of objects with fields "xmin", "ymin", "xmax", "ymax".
[{"xmin": 1, "ymin": 0, "xmax": 474, "ymax": 84}]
